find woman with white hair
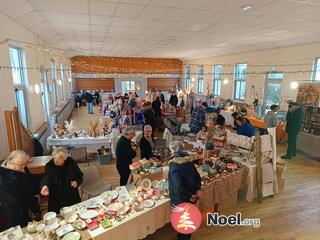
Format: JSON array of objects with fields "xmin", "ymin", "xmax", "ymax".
[
  {"xmin": 168, "ymin": 141, "xmax": 202, "ymax": 240},
  {"xmin": 40, "ymin": 147, "xmax": 83, "ymax": 213},
  {"xmin": 116, "ymin": 126, "xmax": 137, "ymax": 185},
  {"xmin": 139, "ymin": 125, "xmax": 155, "ymax": 160},
  {"xmin": 0, "ymin": 150, "xmax": 39, "ymax": 231}
]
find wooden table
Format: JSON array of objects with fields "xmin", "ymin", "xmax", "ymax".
[{"xmin": 27, "ymin": 156, "xmax": 52, "ymax": 174}]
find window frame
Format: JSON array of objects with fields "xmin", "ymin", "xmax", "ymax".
[
  {"xmin": 213, "ymin": 64, "xmax": 222, "ymax": 96},
  {"xmin": 312, "ymin": 57, "xmax": 320, "ymax": 81},
  {"xmin": 264, "ymin": 72, "xmax": 283, "ymax": 110},
  {"xmin": 197, "ymin": 65, "xmax": 204, "ymax": 93},
  {"xmin": 9, "ymin": 45, "xmax": 29, "ymax": 128},
  {"xmin": 185, "ymin": 66, "xmax": 191, "ymax": 90},
  {"xmin": 51, "ymin": 60, "xmax": 58, "ymax": 108},
  {"xmin": 234, "ymin": 63, "xmax": 248, "ymax": 101}
]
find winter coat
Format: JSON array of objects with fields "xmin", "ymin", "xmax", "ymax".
[
  {"xmin": 286, "ymin": 107, "xmax": 304, "ymax": 135},
  {"xmin": 116, "ymin": 136, "xmax": 137, "ymax": 167},
  {"xmin": 143, "ymin": 108, "xmax": 156, "ymax": 130},
  {"xmin": 237, "ymin": 122, "xmax": 254, "ymax": 137},
  {"xmin": 168, "ymin": 152, "xmax": 201, "ymax": 206},
  {"xmin": 84, "ymin": 92, "xmax": 94, "ymax": 103},
  {"xmin": 41, "ymin": 157, "xmax": 83, "ymax": 213},
  {"xmin": 189, "ymin": 106, "xmax": 206, "ymax": 134},
  {"xmin": 0, "ymin": 166, "xmax": 39, "ymax": 231},
  {"xmin": 169, "ymin": 95, "xmax": 178, "ymax": 107},
  {"xmin": 152, "ymin": 99, "xmax": 162, "ymax": 117},
  {"xmin": 139, "ymin": 136, "xmax": 154, "ymax": 160}
]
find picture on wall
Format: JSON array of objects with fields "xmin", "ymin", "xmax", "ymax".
[{"xmin": 296, "ymin": 83, "xmax": 320, "ymax": 107}]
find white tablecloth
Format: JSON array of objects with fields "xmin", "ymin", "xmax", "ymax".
[
  {"xmin": 47, "ymin": 136, "xmax": 112, "ymax": 151},
  {"xmin": 78, "ymin": 196, "xmax": 171, "ymax": 240}
]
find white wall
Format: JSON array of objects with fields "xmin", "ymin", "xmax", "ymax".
[
  {"xmin": 0, "ymin": 12, "xmax": 70, "ymax": 160},
  {"xmin": 183, "ymin": 42, "xmax": 320, "ymax": 109}
]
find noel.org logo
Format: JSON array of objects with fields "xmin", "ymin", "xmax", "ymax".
[{"xmin": 170, "ymin": 203, "xmax": 202, "ymax": 234}]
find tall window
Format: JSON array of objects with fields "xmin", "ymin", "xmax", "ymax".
[
  {"xmin": 213, "ymin": 65, "xmax": 222, "ymax": 96},
  {"xmin": 121, "ymin": 81, "xmax": 135, "ymax": 95},
  {"xmin": 234, "ymin": 63, "xmax": 247, "ymax": 100},
  {"xmin": 185, "ymin": 66, "xmax": 191, "ymax": 90},
  {"xmin": 265, "ymin": 72, "xmax": 283, "ymax": 110},
  {"xmin": 51, "ymin": 60, "xmax": 58, "ymax": 108},
  {"xmin": 9, "ymin": 46, "xmax": 29, "ymax": 128},
  {"xmin": 312, "ymin": 57, "xmax": 320, "ymax": 81},
  {"xmin": 60, "ymin": 64, "xmax": 65, "ymax": 101},
  {"xmin": 197, "ymin": 65, "xmax": 204, "ymax": 93},
  {"xmin": 40, "ymin": 67, "xmax": 50, "ymax": 121}
]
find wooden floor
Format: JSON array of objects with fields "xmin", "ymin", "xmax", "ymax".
[{"xmin": 70, "ymin": 106, "xmax": 320, "ymax": 240}]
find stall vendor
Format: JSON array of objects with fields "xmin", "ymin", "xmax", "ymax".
[
  {"xmin": 116, "ymin": 126, "xmax": 137, "ymax": 185},
  {"xmin": 40, "ymin": 147, "xmax": 83, "ymax": 213},
  {"xmin": 139, "ymin": 125, "xmax": 155, "ymax": 160},
  {"xmin": 236, "ymin": 115, "xmax": 254, "ymax": 137}
]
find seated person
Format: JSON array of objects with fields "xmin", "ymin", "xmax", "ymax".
[
  {"xmin": 236, "ymin": 115, "xmax": 254, "ymax": 137},
  {"xmin": 139, "ymin": 125, "xmax": 155, "ymax": 160}
]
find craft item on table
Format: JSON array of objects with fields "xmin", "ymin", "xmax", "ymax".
[
  {"xmin": 125, "ymin": 184, "xmax": 137, "ymax": 194},
  {"xmin": 85, "ymin": 198, "xmax": 103, "ymax": 209},
  {"xmin": 87, "ymin": 220, "xmax": 100, "ymax": 231},
  {"xmin": 43, "ymin": 212, "xmax": 57, "ymax": 225},
  {"xmin": 26, "ymin": 221, "xmax": 38, "ymax": 234},
  {"xmin": 115, "ymin": 186, "xmax": 131, "ymax": 202},
  {"xmin": 227, "ymin": 163, "xmax": 237, "ymax": 171},
  {"xmin": 108, "ymin": 202, "xmax": 124, "ymax": 212},
  {"xmin": 117, "ymin": 206, "xmax": 130, "ymax": 215},
  {"xmin": 140, "ymin": 158, "xmax": 152, "ymax": 169},
  {"xmin": 100, "ymin": 219, "xmax": 112, "ymax": 229},
  {"xmin": 56, "ymin": 224, "xmax": 74, "ymax": 238},
  {"xmin": 143, "ymin": 199, "xmax": 155, "ymax": 208},
  {"xmin": 260, "ymin": 134, "xmax": 272, "ymax": 155},
  {"xmin": 130, "ymin": 161, "xmax": 142, "ymax": 170},
  {"xmin": 215, "ymin": 160, "xmax": 227, "ymax": 172},
  {"xmin": 78, "ymin": 209, "xmax": 99, "ymax": 220},
  {"xmin": 140, "ymin": 178, "xmax": 152, "ymax": 191},
  {"xmin": 61, "ymin": 231, "xmax": 81, "ymax": 240},
  {"xmin": 201, "ymin": 164, "xmax": 210, "ymax": 173},
  {"xmin": 73, "ymin": 219, "xmax": 86, "ymax": 230},
  {"xmin": 226, "ymin": 131, "xmax": 255, "ymax": 150},
  {"xmin": 204, "ymin": 142, "xmax": 215, "ymax": 159}
]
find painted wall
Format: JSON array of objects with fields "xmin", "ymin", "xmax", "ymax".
[
  {"xmin": 183, "ymin": 42, "xmax": 320, "ymax": 110},
  {"xmin": 0, "ymin": 12, "xmax": 70, "ymax": 159}
]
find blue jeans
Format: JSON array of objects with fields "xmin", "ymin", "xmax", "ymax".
[{"xmin": 87, "ymin": 102, "xmax": 93, "ymax": 113}]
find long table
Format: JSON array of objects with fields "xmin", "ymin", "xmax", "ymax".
[{"xmin": 47, "ymin": 136, "xmax": 112, "ymax": 151}]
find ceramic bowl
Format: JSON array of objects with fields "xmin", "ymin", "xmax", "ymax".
[{"xmin": 43, "ymin": 212, "xmax": 57, "ymax": 224}]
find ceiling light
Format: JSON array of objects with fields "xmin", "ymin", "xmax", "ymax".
[
  {"xmin": 242, "ymin": 5, "xmax": 252, "ymax": 11},
  {"xmin": 191, "ymin": 77, "xmax": 195, "ymax": 82},
  {"xmin": 34, "ymin": 84, "xmax": 40, "ymax": 94},
  {"xmin": 58, "ymin": 80, "xmax": 62, "ymax": 86},
  {"xmin": 223, "ymin": 79, "xmax": 229, "ymax": 85},
  {"xmin": 290, "ymin": 81, "xmax": 298, "ymax": 89}
]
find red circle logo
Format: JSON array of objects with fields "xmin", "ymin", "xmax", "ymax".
[{"xmin": 170, "ymin": 203, "xmax": 202, "ymax": 234}]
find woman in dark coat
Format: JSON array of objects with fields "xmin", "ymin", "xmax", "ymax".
[
  {"xmin": 168, "ymin": 141, "xmax": 202, "ymax": 240},
  {"xmin": 142, "ymin": 102, "xmax": 156, "ymax": 132},
  {"xmin": 139, "ymin": 125, "xmax": 154, "ymax": 160},
  {"xmin": 40, "ymin": 147, "xmax": 83, "ymax": 213},
  {"xmin": 0, "ymin": 151, "xmax": 39, "ymax": 231}
]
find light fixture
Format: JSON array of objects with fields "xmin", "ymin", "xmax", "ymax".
[
  {"xmin": 68, "ymin": 77, "xmax": 72, "ymax": 82},
  {"xmin": 242, "ymin": 5, "xmax": 252, "ymax": 11},
  {"xmin": 145, "ymin": 90, "xmax": 148, "ymax": 94},
  {"xmin": 290, "ymin": 81, "xmax": 298, "ymax": 89},
  {"xmin": 34, "ymin": 84, "xmax": 40, "ymax": 94},
  {"xmin": 58, "ymin": 80, "xmax": 62, "ymax": 86},
  {"xmin": 223, "ymin": 78, "xmax": 229, "ymax": 84}
]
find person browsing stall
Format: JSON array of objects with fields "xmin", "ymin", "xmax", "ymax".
[
  {"xmin": 189, "ymin": 102, "xmax": 208, "ymax": 134},
  {"xmin": 264, "ymin": 105, "xmax": 279, "ymax": 128},
  {"xmin": 168, "ymin": 141, "xmax": 202, "ymax": 240},
  {"xmin": 236, "ymin": 115, "xmax": 254, "ymax": 137},
  {"xmin": 0, "ymin": 151, "xmax": 40, "ymax": 231},
  {"xmin": 116, "ymin": 126, "xmax": 137, "ymax": 185},
  {"xmin": 139, "ymin": 125, "xmax": 155, "ymax": 160},
  {"xmin": 40, "ymin": 147, "xmax": 83, "ymax": 213}
]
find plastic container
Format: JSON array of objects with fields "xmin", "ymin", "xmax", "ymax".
[{"xmin": 97, "ymin": 149, "xmax": 112, "ymax": 165}]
